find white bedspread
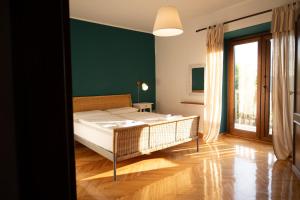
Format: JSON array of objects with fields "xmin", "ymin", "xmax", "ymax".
[
  {"xmin": 78, "ymin": 113, "xmax": 145, "ymax": 130},
  {"xmin": 74, "ymin": 110, "xmax": 183, "ymax": 152},
  {"xmin": 74, "ymin": 113, "xmax": 145, "ymax": 152},
  {"xmin": 117, "ymin": 112, "xmax": 182, "ymax": 124}
]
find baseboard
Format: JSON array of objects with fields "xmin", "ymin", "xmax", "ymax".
[
  {"xmin": 199, "ymin": 132, "xmax": 228, "ymax": 140},
  {"xmin": 292, "ymin": 165, "xmax": 300, "ymax": 180}
]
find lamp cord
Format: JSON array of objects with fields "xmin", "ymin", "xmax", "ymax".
[{"xmin": 137, "ymin": 87, "xmax": 140, "ymax": 103}]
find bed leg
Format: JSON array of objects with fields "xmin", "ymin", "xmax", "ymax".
[
  {"xmin": 196, "ymin": 137, "xmax": 199, "ymax": 152},
  {"xmin": 113, "ymin": 154, "xmax": 117, "ymax": 181}
]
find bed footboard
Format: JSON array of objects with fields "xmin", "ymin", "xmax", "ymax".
[{"xmin": 112, "ymin": 115, "xmax": 200, "ymax": 180}]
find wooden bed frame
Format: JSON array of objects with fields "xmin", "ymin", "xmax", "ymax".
[{"xmin": 73, "ymin": 94, "xmax": 200, "ymax": 181}]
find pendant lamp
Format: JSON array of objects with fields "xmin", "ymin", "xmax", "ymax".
[{"xmin": 153, "ymin": 6, "xmax": 183, "ymax": 37}]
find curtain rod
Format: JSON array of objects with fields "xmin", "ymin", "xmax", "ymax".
[
  {"xmin": 196, "ymin": 2, "xmax": 298, "ymax": 33},
  {"xmin": 195, "ymin": 9, "xmax": 272, "ymax": 33}
]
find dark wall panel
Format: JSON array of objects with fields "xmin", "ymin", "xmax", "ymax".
[{"xmin": 70, "ymin": 19, "xmax": 156, "ymax": 104}]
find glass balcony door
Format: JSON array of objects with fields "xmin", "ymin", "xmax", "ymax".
[{"xmin": 228, "ymin": 33, "xmax": 272, "ymax": 141}]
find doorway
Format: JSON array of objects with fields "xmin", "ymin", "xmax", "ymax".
[{"xmin": 228, "ymin": 33, "xmax": 272, "ymax": 142}]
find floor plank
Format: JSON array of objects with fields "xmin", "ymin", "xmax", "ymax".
[{"xmin": 75, "ymin": 136, "xmax": 300, "ymax": 200}]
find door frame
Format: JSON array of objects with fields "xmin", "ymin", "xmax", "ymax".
[
  {"xmin": 260, "ymin": 34, "xmax": 273, "ymax": 141},
  {"xmin": 0, "ymin": 0, "xmax": 77, "ymax": 199},
  {"xmin": 293, "ymin": 15, "xmax": 300, "ymax": 179}
]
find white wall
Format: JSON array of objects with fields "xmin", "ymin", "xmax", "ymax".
[{"xmin": 155, "ymin": 0, "xmax": 292, "ymax": 132}]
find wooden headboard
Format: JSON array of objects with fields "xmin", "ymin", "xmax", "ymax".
[{"xmin": 72, "ymin": 94, "xmax": 132, "ymax": 112}]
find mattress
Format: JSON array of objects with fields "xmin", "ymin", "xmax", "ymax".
[{"xmin": 74, "ymin": 120, "xmax": 114, "ymax": 152}]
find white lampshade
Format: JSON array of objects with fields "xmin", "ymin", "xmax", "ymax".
[
  {"xmin": 153, "ymin": 6, "xmax": 183, "ymax": 37},
  {"xmin": 141, "ymin": 83, "xmax": 149, "ymax": 91}
]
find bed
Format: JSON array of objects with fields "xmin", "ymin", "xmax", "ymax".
[{"xmin": 73, "ymin": 94, "xmax": 200, "ymax": 181}]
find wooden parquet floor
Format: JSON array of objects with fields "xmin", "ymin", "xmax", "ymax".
[{"xmin": 75, "ymin": 136, "xmax": 300, "ymax": 200}]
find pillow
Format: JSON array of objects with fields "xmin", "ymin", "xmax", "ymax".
[
  {"xmin": 73, "ymin": 110, "xmax": 110, "ymax": 120},
  {"xmin": 105, "ymin": 107, "xmax": 138, "ymax": 114}
]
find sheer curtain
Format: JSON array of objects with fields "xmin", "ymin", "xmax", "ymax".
[
  {"xmin": 203, "ymin": 24, "xmax": 224, "ymax": 143},
  {"xmin": 271, "ymin": 3, "xmax": 297, "ymax": 160}
]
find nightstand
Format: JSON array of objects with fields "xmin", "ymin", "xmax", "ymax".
[{"xmin": 133, "ymin": 102, "xmax": 153, "ymax": 112}]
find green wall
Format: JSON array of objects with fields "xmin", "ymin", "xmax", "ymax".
[
  {"xmin": 70, "ymin": 19, "xmax": 156, "ymax": 104},
  {"xmin": 220, "ymin": 22, "xmax": 271, "ymax": 133}
]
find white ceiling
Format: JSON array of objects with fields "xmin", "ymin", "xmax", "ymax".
[{"xmin": 70, "ymin": 0, "xmax": 246, "ymax": 33}]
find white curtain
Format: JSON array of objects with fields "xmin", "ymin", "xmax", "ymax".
[
  {"xmin": 272, "ymin": 3, "xmax": 297, "ymax": 160},
  {"xmin": 203, "ymin": 24, "xmax": 224, "ymax": 143}
]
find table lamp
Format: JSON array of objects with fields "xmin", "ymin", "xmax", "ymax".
[{"xmin": 136, "ymin": 81, "xmax": 149, "ymax": 103}]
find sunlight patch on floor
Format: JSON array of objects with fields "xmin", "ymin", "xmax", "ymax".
[{"xmin": 80, "ymin": 158, "xmax": 178, "ymax": 181}]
